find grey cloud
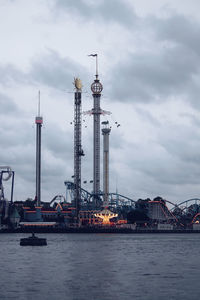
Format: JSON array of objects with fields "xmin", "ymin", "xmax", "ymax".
[
  {"xmin": 0, "ymin": 50, "xmax": 89, "ymax": 92},
  {"xmin": 110, "ymin": 116, "xmax": 200, "ymax": 189},
  {"xmin": 142, "ymin": 159, "xmax": 200, "ymax": 186},
  {"xmin": 0, "ymin": 64, "xmax": 26, "ymax": 86},
  {"xmin": 0, "ymin": 92, "xmax": 19, "ymax": 115},
  {"xmin": 108, "ymin": 42, "xmax": 200, "ymax": 104},
  {"xmin": 0, "ymin": 119, "xmax": 34, "ymax": 151},
  {"xmin": 124, "ymin": 142, "xmax": 200, "ymax": 186},
  {"xmin": 53, "ymin": 0, "xmax": 136, "ymax": 28},
  {"xmin": 0, "ymin": 120, "xmax": 35, "ymax": 176},
  {"xmin": 134, "ymin": 106, "xmax": 161, "ymax": 127},
  {"xmin": 106, "ymin": 12, "xmax": 200, "ymax": 105},
  {"xmin": 130, "ymin": 121, "xmax": 200, "ymax": 187},
  {"xmin": 151, "ymin": 14, "xmax": 200, "ymax": 54},
  {"xmin": 30, "ymin": 50, "xmax": 90, "ymax": 90},
  {"xmin": 43, "ymin": 123, "xmax": 73, "ymax": 161},
  {"xmin": 158, "ymin": 123, "xmax": 200, "ymax": 165},
  {"xmin": 182, "ymin": 113, "xmax": 200, "ymax": 128}
]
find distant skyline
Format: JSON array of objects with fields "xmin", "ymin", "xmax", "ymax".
[{"xmin": 1, "ymin": 0, "xmax": 200, "ymax": 203}]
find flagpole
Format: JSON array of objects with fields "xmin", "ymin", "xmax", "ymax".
[
  {"xmin": 96, "ymin": 55, "xmax": 98, "ymax": 79},
  {"xmin": 88, "ymin": 54, "xmax": 98, "ymax": 79}
]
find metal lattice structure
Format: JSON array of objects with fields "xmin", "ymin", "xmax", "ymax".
[
  {"xmin": 65, "ymin": 181, "xmax": 92, "ymax": 205},
  {"xmin": 0, "ymin": 166, "xmax": 14, "ymax": 203},
  {"xmin": 50, "ymin": 194, "xmax": 66, "ymax": 205},
  {"xmin": 109, "ymin": 193, "xmax": 136, "ymax": 208},
  {"xmin": 74, "ymin": 79, "xmax": 84, "ymax": 218},
  {"xmin": 175, "ymin": 198, "xmax": 200, "ymax": 209},
  {"xmin": 64, "ymin": 181, "xmax": 136, "ymax": 209}
]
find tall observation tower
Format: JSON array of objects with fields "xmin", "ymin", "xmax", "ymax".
[
  {"xmin": 35, "ymin": 91, "xmax": 43, "ymax": 207},
  {"xmin": 102, "ymin": 121, "xmax": 111, "ymax": 207},
  {"xmin": 95, "ymin": 121, "xmax": 118, "ymax": 224},
  {"xmin": 74, "ymin": 78, "xmax": 84, "ymax": 220},
  {"xmin": 89, "ymin": 54, "xmax": 103, "ymax": 204}
]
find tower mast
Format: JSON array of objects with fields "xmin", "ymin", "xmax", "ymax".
[
  {"xmin": 102, "ymin": 121, "xmax": 111, "ymax": 207},
  {"xmin": 89, "ymin": 54, "xmax": 103, "ymax": 206},
  {"xmin": 74, "ymin": 78, "xmax": 84, "ymax": 221},
  {"xmin": 35, "ymin": 91, "xmax": 43, "ymax": 207}
]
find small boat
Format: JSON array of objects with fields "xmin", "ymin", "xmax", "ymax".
[{"xmin": 20, "ymin": 233, "xmax": 47, "ymax": 246}]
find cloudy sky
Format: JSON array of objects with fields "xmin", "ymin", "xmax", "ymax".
[{"xmin": 1, "ymin": 0, "xmax": 200, "ymax": 204}]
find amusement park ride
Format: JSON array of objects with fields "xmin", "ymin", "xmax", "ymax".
[
  {"xmin": 2, "ymin": 54, "xmax": 200, "ymax": 229},
  {"xmin": 0, "ymin": 166, "xmax": 14, "ymax": 203},
  {"xmin": 0, "ymin": 166, "xmax": 15, "ymax": 223},
  {"xmin": 71, "ymin": 54, "xmax": 118, "ymax": 223},
  {"xmin": 63, "ymin": 54, "xmax": 200, "ymax": 226}
]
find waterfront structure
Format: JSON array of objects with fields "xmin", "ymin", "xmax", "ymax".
[
  {"xmin": 73, "ymin": 78, "xmax": 84, "ymax": 220},
  {"xmin": 157, "ymin": 223, "xmax": 173, "ymax": 230},
  {"xmin": 147, "ymin": 199, "xmax": 175, "ymax": 222},
  {"xmin": 35, "ymin": 92, "xmax": 43, "ymax": 208},
  {"xmin": 23, "ymin": 202, "xmax": 76, "ymax": 224},
  {"xmin": 135, "ymin": 198, "xmax": 176, "ymax": 223},
  {"xmin": 193, "ymin": 222, "xmax": 200, "ymax": 230},
  {"xmin": 79, "ymin": 210, "xmax": 102, "ymax": 225}
]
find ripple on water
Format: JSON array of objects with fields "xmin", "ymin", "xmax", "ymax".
[{"xmin": 0, "ymin": 233, "xmax": 200, "ymax": 300}]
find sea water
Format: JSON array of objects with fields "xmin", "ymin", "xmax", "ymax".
[{"xmin": 0, "ymin": 233, "xmax": 199, "ymax": 300}]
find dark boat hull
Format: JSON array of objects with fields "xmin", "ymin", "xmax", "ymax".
[{"xmin": 20, "ymin": 237, "xmax": 47, "ymax": 246}]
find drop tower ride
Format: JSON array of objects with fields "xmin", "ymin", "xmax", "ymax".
[
  {"xmin": 89, "ymin": 54, "xmax": 103, "ymax": 205},
  {"xmin": 35, "ymin": 91, "xmax": 43, "ymax": 207},
  {"xmin": 74, "ymin": 78, "xmax": 84, "ymax": 220},
  {"xmin": 102, "ymin": 121, "xmax": 111, "ymax": 207}
]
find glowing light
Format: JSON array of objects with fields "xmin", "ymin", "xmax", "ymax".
[{"xmin": 94, "ymin": 208, "xmax": 118, "ymax": 225}]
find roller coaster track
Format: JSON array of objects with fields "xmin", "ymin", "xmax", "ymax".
[
  {"xmin": 109, "ymin": 192, "xmax": 136, "ymax": 207},
  {"xmin": 49, "ymin": 182, "xmax": 200, "ymax": 227},
  {"xmin": 191, "ymin": 212, "xmax": 200, "ymax": 224},
  {"xmin": 175, "ymin": 198, "xmax": 200, "ymax": 207},
  {"xmin": 50, "ymin": 195, "xmax": 66, "ymax": 205},
  {"xmin": 0, "ymin": 166, "xmax": 14, "ymax": 202},
  {"xmin": 63, "ymin": 181, "xmax": 200, "ymax": 213},
  {"xmin": 64, "ymin": 181, "xmax": 136, "ymax": 207}
]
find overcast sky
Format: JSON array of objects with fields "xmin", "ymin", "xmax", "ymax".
[{"xmin": 1, "ymin": 0, "xmax": 200, "ymax": 204}]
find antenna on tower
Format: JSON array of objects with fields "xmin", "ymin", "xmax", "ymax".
[
  {"xmin": 38, "ymin": 90, "xmax": 41, "ymax": 117},
  {"xmin": 88, "ymin": 53, "xmax": 98, "ymax": 79}
]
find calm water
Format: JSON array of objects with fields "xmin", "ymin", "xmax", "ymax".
[{"xmin": 0, "ymin": 233, "xmax": 199, "ymax": 300}]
